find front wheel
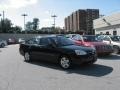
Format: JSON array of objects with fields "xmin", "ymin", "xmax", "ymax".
[
  {"xmin": 59, "ymin": 56, "xmax": 72, "ymax": 69},
  {"xmin": 1, "ymin": 43, "xmax": 5, "ymax": 48},
  {"xmin": 24, "ymin": 52, "xmax": 32, "ymax": 62}
]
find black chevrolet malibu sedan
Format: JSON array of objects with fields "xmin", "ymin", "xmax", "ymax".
[{"xmin": 19, "ymin": 35, "xmax": 97, "ymax": 69}]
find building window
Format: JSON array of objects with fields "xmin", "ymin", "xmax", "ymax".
[
  {"xmin": 106, "ymin": 31, "xmax": 110, "ymax": 35},
  {"xmin": 100, "ymin": 32, "xmax": 103, "ymax": 35},
  {"xmin": 113, "ymin": 31, "xmax": 117, "ymax": 35}
]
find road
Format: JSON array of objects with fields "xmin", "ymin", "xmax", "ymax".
[{"xmin": 0, "ymin": 45, "xmax": 120, "ymax": 90}]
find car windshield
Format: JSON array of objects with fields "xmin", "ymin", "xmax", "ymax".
[
  {"xmin": 50, "ymin": 36, "xmax": 75, "ymax": 46},
  {"xmin": 83, "ymin": 36, "xmax": 98, "ymax": 42},
  {"xmin": 65, "ymin": 34, "xmax": 76, "ymax": 38},
  {"xmin": 110, "ymin": 36, "xmax": 120, "ymax": 41}
]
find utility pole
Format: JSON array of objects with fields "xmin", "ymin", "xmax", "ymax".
[
  {"xmin": 3, "ymin": 11, "xmax": 5, "ymax": 20},
  {"xmin": 2, "ymin": 11, "xmax": 5, "ymax": 33},
  {"xmin": 22, "ymin": 14, "xmax": 28, "ymax": 33},
  {"xmin": 0, "ymin": 13, "xmax": 1, "ymax": 33},
  {"xmin": 51, "ymin": 15, "xmax": 57, "ymax": 29}
]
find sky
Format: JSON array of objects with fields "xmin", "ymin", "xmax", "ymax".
[{"xmin": 0, "ymin": 0, "xmax": 120, "ymax": 29}]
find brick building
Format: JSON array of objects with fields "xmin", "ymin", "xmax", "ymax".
[{"xmin": 64, "ymin": 9, "xmax": 99, "ymax": 35}]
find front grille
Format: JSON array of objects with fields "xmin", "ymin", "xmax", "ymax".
[{"xmin": 87, "ymin": 50, "xmax": 96, "ymax": 55}]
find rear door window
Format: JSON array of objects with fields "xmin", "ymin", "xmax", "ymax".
[
  {"xmin": 40, "ymin": 38, "xmax": 50, "ymax": 45},
  {"xmin": 26, "ymin": 38, "xmax": 39, "ymax": 45}
]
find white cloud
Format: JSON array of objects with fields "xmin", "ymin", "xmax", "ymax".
[
  {"xmin": 0, "ymin": 0, "xmax": 38, "ymax": 9},
  {"xmin": 40, "ymin": 18, "xmax": 53, "ymax": 28},
  {"xmin": 43, "ymin": 18, "xmax": 52, "ymax": 22},
  {"xmin": 44, "ymin": 11, "xmax": 51, "ymax": 15}
]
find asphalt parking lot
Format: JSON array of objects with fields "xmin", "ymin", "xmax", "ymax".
[{"xmin": 0, "ymin": 45, "xmax": 120, "ymax": 90}]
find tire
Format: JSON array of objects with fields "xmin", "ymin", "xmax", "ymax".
[
  {"xmin": 24, "ymin": 52, "xmax": 32, "ymax": 62},
  {"xmin": 59, "ymin": 56, "xmax": 72, "ymax": 69},
  {"xmin": 113, "ymin": 46, "xmax": 119, "ymax": 54},
  {"xmin": 1, "ymin": 43, "xmax": 5, "ymax": 48}
]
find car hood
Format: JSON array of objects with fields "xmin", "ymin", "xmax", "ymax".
[
  {"xmin": 60, "ymin": 45, "xmax": 94, "ymax": 51},
  {"xmin": 113, "ymin": 41, "xmax": 120, "ymax": 43},
  {"xmin": 112, "ymin": 41, "xmax": 120, "ymax": 46}
]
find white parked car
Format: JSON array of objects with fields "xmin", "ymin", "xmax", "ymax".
[
  {"xmin": 0, "ymin": 39, "xmax": 7, "ymax": 48},
  {"xmin": 18, "ymin": 38, "xmax": 25, "ymax": 44},
  {"xmin": 97, "ymin": 35, "xmax": 120, "ymax": 54}
]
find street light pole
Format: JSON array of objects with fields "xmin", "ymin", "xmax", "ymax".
[
  {"xmin": 2, "ymin": 11, "xmax": 5, "ymax": 33},
  {"xmin": 0, "ymin": 14, "xmax": 1, "ymax": 33},
  {"xmin": 22, "ymin": 14, "xmax": 28, "ymax": 33},
  {"xmin": 3, "ymin": 11, "xmax": 5, "ymax": 20},
  {"xmin": 51, "ymin": 15, "xmax": 57, "ymax": 29}
]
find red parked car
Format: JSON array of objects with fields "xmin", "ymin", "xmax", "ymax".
[
  {"xmin": 7, "ymin": 37, "xmax": 17, "ymax": 44},
  {"xmin": 66, "ymin": 34, "xmax": 113, "ymax": 55}
]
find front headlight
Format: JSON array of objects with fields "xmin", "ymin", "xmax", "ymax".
[{"xmin": 75, "ymin": 50, "xmax": 87, "ymax": 55}]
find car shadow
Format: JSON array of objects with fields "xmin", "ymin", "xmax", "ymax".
[
  {"xmin": 98, "ymin": 54, "xmax": 120, "ymax": 60},
  {"xmin": 0, "ymin": 46, "xmax": 8, "ymax": 49},
  {"xmin": 26, "ymin": 60, "xmax": 113, "ymax": 77},
  {"xmin": 66, "ymin": 64, "xmax": 113, "ymax": 77}
]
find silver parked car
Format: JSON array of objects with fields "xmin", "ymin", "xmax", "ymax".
[
  {"xmin": 18, "ymin": 38, "xmax": 25, "ymax": 44},
  {"xmin": 0, "ymin": 39, "xmax": 7, "ymax": 48},
  {"xmin": 97, "ymin": 35, "xmax": 120, "ymax": 54}
]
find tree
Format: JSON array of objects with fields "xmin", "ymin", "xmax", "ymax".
[
  {"xmin": 32, "ymin": 18, "xmax": 39, "ymax": 30},
  {"xmin": 0, "ymin": 18, "xmax": 12, "ymax": 33},
  {"xmin": 26, "ymin": 21, "xmax": 33, "ymax": 31},
  {"xmin": 12, "ymin": 26, "xmax": 22, "ymax": 33}
]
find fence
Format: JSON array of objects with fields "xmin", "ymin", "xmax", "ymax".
[{"xmin": 0, "ymin": 34, "xmax": 48, "ymax": 40}]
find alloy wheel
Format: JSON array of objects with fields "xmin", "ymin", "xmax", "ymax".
[
  {"xmin": 60, "ymin": 56, "xmax": 71, "ymax": 69},
  {"xmin": 24, "ymin": 52, "xmax": 31, "ymax": 62}
]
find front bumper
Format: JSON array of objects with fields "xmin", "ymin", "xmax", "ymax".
[
  {"xmin": 70, "ymin": 52, "xmax": 97, "ymax": 65},
  {"xmin": 19, "ymin": 48, "xmax": 24, "ymax": 56}
]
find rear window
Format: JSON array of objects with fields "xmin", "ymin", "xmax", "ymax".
[{"xmin": 83, "ymin": 36, "xmax": 98, "ymax": 42}]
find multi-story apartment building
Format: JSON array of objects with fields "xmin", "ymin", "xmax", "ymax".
[
  {"xmin": 77, "ymin": 9, "xmax": 87, "ymax": 33},
  {"xmin": 64, "ymin": 9, "xmax": 99, "ymax": 35},
  {"xmin": 69, "ymin": 14, "xmax": 73, "ymax": 31},
  {"xmin": 73, "ymin": 11, "xmax": 78, "ymax": 32},
  {"xmin": 86, "ymin": 9, "xmax": 99, "ymax": 34}
]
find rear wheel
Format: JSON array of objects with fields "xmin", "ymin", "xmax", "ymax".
[
  {"xmin": 59, "ymin": 56, "xmax": 72, "ymax": 69},
  {"xmin": 24, "ymin": 52, "xmax": 32, "ymax": 62}
]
